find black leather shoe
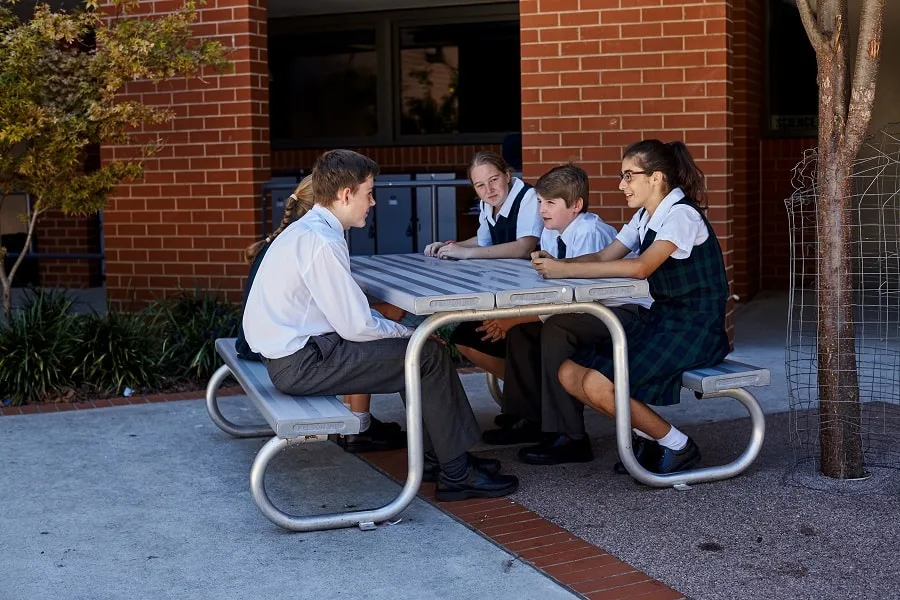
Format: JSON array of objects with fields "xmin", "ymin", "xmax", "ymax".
[
  {"xmin": 613, "ymin": 435, "xmax": 662, "ymax": 474},
  {"xmin": 482, "ymin": 418, "xmax": 542, "ymax": 445},
  {"xmin": 493, "ymin": 413, "xmax": 521, "ymax": 428},
  {"xmin": 335, "ymin": 417, "xmax": 406, "ymax": 453},
  {"xmin": 435, "ymin": 465, "xmax": 519, "ymax": 502},
  {"xmin": 518, "ymin": 434, "xmax": 594, "ymax": 465},
  {"xmin": 423, "ymin": 453, "xmax": 501, "ymax": 483},
  {"xmin": 655, "ymin": 437, "xmax": 701, "ymax": 474}
]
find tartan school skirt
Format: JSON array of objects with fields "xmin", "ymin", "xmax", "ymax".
[{"xmin": 572, "ymin": 312, "xmax": 729, "ymax": 407}]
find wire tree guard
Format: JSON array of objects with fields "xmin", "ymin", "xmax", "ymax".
[{"xmin": 786, "ymin": 124, "xmax": 900, "ymax": 489}]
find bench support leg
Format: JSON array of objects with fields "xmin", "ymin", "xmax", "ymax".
[
  {"xmin": 205, "ymin": 364, "xmax": 273, "ymax": 438},
  {"xmin": 617, "ymin": 387, "xmax": 766, "ymax": 488},
  {"xmin": 486, "ymin": 372, "xmax": 503, "ymax": 406},
  {"xmin": 250, "ymin": 436, "xmax": 395, "ymax": 532}
]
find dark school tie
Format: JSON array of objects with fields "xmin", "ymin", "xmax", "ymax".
[{"xmin": 557, "ymin": 237, "xmax": 567, "ymax": 259}]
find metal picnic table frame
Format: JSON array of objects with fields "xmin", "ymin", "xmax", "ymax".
[{"xmin": 333, "ymin": 254, "xmax": 664, "ymax": 529}]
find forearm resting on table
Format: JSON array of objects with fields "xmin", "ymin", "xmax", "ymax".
[{"xmin": 470, "ymin": 236, "xmax": 537, "ymax": 259}]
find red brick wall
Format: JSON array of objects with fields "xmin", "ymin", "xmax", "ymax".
[
  {"xmin": 35, "ymin": 211, "xmax": 102, "ymax": 287},
  {"xmin": 761, "ymin": 137, "xmax": 817, "ymax": 290},
  {"xmin": 272, "ymin": 144, "xmax": 502, "ymax": 175},
  {"xmin": 519, "ymin": 0, "xmax": 735, "ymax": 306},
  {"xmin": 101, "ymin": 0, "xmax": 270, "ymax": 306},
  {"xmin": 732, "ymin": 1, "xmax": 763, "ymax": 301}
]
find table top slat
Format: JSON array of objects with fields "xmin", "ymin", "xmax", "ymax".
[{"xmin": 350, "ymin": 254, "xmax": 648, "ymax": 315}]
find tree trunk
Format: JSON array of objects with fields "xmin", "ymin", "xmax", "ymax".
[
  {"xmin": 805, "ymin": 0, "xmax": 868, "ymax": 479},
  {"xmin": 816, "ymin": 156, "xmax": 865, "ymax": 478}
]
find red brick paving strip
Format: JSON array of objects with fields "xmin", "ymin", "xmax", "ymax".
[
  {"xmin": 362, "ymin": 449, "xmax": 685, "ymax": 600},
  {"xmin": 0, "ymin": 385, "xmax": 244, "ymax": 416}
]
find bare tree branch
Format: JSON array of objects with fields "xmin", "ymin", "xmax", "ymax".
[
  {"xmin": 798, "ymin": 0, "xmax": 829, "ymax": 55},
  {"xmin": 842, "ymin": 0, "xmax": 886, "ymax": 163}
]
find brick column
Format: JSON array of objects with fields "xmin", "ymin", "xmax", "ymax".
[
  {"xmin": 732, "ymin": 2, "xmax": 763, "ymax": 301},
  {"xmin": 520, "ymin": 0, "xmax": 735, "ymax": 311},
  {"xmin": 101, "ymin": 0, "xmax": 270, "ymax": 307}
]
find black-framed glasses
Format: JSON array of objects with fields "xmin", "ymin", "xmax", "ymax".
[{"xmin": 618, "ymin": 170, "xmax": 649, "ymax": 183}]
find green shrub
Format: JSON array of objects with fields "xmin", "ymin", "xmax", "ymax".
[
  {"xmin": 72, "ymin": 308, "xmax": 167, "ymax": 396},
  {"xmin": 152, "ymin": 289, "xmax": 239, "ymax": 381},
  {"xmin": 0, "ymin": 289, "xmax": 83, "ymax": 405}
]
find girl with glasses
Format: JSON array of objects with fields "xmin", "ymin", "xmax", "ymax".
[{"xmin": 532, "ymin": 139, "xmax": 730, "ymax": 477}]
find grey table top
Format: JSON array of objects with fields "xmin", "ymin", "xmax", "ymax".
[{"xmin": 350, "ymin": 254, "xmax": 649, "ymax": 315}]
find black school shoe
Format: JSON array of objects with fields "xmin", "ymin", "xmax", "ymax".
[
  {"xmin": 481, "ymin": 418, "xmax": 542, "ymax": 445},
  {"xmin": 654, "ymin": 437, "xmax": 701, "ymax": 474},
  {"xmin": 493, "ymin": 413, "xmax": 521, "ymax": 428},
  {"xmin": 423, "ymin": 452, "xmax": 501, "ymax": 483},
  {"xmin": 518, "ymin": 433, "xmax": 594, "ymax": 465},
  {"xmin": 435, "ymin": 464, "xmax": 519, "ymax": 502},
  {"xmin": 613, "ymin": 435, "xmax": 662, "ymax": 474},
  {"xmin": 335, "ymin": 417, "xmax": 406, "ymax": 453}
]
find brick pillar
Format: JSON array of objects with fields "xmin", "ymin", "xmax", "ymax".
[
  {"xmin": 732, "ymin": 2, "xmax": 763, "ymax": 301},
  {"xmin": 101, "ymin": 0, "xmax": 270, "ymax": 307},
  {"xmin": 520, "ymin": 0, "xmax": 735, "ymax": 319}
]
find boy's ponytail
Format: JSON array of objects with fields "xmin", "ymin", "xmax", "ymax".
[
  {"xmin": 667, "ymin": 141, "xmax": 707, "ymax": 208},
  {"xmin": 244, "ymin": 175, "xmax": 315, "ymax": 263}
]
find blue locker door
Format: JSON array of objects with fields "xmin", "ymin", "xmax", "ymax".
[{"xmin": 374, "ymin": 174, "xmax": 413, "ymax": 255}]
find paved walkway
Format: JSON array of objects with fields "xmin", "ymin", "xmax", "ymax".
[{"xmin": 3, "ymin": 292, "xmax": 899, "ymax": 599}]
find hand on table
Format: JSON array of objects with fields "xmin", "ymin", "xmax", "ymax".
[
  {"xmin": 531, "ymin": 254, "xmax": 568, "ymax": 279},
  {"xmin": 436, "ymin": 243, "xmax": 471, "ymax": 260}
]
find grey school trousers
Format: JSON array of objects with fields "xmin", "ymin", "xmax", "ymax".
[
  {"xmin": 265, "ymin": 333, "xmax": 481, "ymax": 463},
  {"xmin": 502, "ymin": 305, "xmax": 644, "ymax": 435}
]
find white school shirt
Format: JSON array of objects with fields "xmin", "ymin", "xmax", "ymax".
[
  {"xmin": 243, "ymin": 204, "xmax": 412, "ymax": 359},
  {"xmin": 540, "ymin": 212, "xmax": 617, "ymax": 259},
  {"xmin": 475, "ymin": 177, "xmax": 543, "ymax": 246},
  {"xmin": 616, "ymin": 187, "xmax": 709, "ymax": 259}
]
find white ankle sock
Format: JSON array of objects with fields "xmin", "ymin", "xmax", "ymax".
[
  {"xmin": 633, "ymin": 429, "xmax": 654, "ymax": 440},
  {"xmin": 352, "ymin": 411, "xmax": 371, "ymax": 433},
  {"xmin": 656, "ymin": 426, "xmax": 688, "ymax": 451}
]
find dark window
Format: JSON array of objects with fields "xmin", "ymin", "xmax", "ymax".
[
  {"xmin": 269, "ymin": 29, "xmax": 378, "ymax": 142},
  {"xmin": 397, "ymin": 21, "xmax": 520, "ymax": 137},
  {"xmin": 765, "ymin": 0, "xmax": 819, "ymax": 137}
]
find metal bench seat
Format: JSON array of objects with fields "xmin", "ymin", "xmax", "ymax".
[
  {"xmin": 681, "ymin": 359, "xmax": 771, "ymax": 394},
  {"xmin": 209, "ymin": 338, "xmax": 411, "ymax": 533},
  {"xmin": 207, "ymin": 338, "xmax": 358, "ymax": 439}
]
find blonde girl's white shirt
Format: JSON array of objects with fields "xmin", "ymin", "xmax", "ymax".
[
  {"xmin": 476, "ymin": 177, "xmax": 543, "ymax": 246},
  {"xmin": 616, "ymin": 187, "xmax": 709, "ymax": 259},
  {"xmin": 539, "ymin": 212, "xmax": 618, "ymax": 259},
  {"xmin": 243, "ymin": 204, "xmax": 412, "ymax": 359}
]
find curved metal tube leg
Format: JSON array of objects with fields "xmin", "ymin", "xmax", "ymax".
[
  {"xmin": 205, "ymin": 364, "xmax": 273, "ymax": 438},
  {"xmin": 243, "ymin": 303, "xmax": 630, "ymax": 532},
  {"xmin": 618, "ymin": 387, "xmax": 766, "ymax": 488},
  {"xmin": 486, "ymin": 372, "xmax": 503, "ymax": 406}
]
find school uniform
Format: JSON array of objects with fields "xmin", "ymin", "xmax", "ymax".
[
  {"xmin": 243, "ymin": 204, "xmax": 482, "ymax": 462},
  {"xmin": 573, "ymin": 187, "xmax": 730, "ymax": 406},
  {"xmin": 476, "ymin": 177, "xmax": 543, "ymax": 246},
  {"xmin": 500, "ymin": 212, "xmax": 647, "ymax": 436},
  {"xmin": 539, "ymin": 212, "xmax": 617, "ymax": 259},
  {"xmin": 450, "ymin": 178, "xmax": 542, "ymax": 357}
]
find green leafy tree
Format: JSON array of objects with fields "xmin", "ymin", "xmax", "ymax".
[{"xmin": 0, "ymin": 0, "xmax": 229, "ymax": 321}]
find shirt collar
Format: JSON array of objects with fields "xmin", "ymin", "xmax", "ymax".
[
  {"xmin": 311, "ymin": 203, "xmax": 344, "ymax": 233},
  {"xmin": 497, "ymin": 177, "xmax": 524, "ymax": 219},
  {"xmin": 644, "ymin": 187, "xmax": 685, "ymax": 232},
  {"xmin": 558, "ymin": 212, "xmax": 588, "ymax": 244}
]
